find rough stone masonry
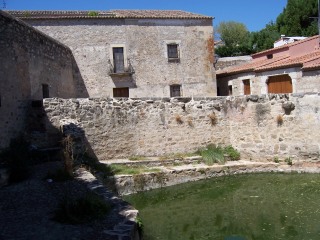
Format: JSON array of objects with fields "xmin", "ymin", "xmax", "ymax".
[{"xmin": 42, "ymin": 93, "xmax": 320, "ymax": 161}]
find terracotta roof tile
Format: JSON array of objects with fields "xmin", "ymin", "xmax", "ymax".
[
  {"xmin": 251, "ymin": 35, "xmax": 319, "ymax": 58},
  {"xmin": 7, "ymin": 10, "xmax": 212, "ymax": 20},
  {"xmin": 217, "ymin": 55, "xmax": 289, "ymax": 76}
]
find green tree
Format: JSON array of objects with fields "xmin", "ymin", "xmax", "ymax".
[
  {"xmin": 215, "ymin": 21, "xmax": 253, "ymax": 57},
  {"xmin": 250, "ymin": 21, "xmax": 280, "ymax": 52},
  {"xmin": 216, "ymin": 21, "xmax": 250, "ymax": 47},
  {"xmin": 276, "ymin": 0, "xmax": 318, "ymax": 36}
]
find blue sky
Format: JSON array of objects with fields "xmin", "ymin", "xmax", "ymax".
[{"xmin": 4, "ymin": 0, "xmax": 287, "ymax": 32}]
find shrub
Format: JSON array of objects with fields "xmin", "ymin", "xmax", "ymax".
[
  {"xmin": 223, "ymin": 145, "xmax": 240, "ymax": 161},
  {"xmin": 273, "ymin": 157, "xmax": 280, "ymax": 163},
  {"xmin": 285, "ymin": 157, "xmax": 293, "ymax": 166},
  {"xmin": 197, "ymin": 144, "xmax": 225, "ymax": 165},
  {"xmin": 87, "ymin": 11, "xmax": 99, "ymax": 16},
  {"xmin": 197, "ymin": 144, "xmax": 240, "ymax": 165},
  {"xmin": 53, "ymin": 192, "xmax": 111, "ymax": 224}
]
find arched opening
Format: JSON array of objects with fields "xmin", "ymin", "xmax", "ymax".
[{"xmin": 267, "ymin": 74, "xmax": 292, "ymax": 93}]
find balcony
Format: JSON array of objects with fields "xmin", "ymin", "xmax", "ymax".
[{"xmin": 108, "ymin": 59, "xmax": 135, "ymax": 77}]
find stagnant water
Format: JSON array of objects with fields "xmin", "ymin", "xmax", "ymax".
[{"xmin": 124, "ymin": 173, "xmax": 320, "ymax": 240}]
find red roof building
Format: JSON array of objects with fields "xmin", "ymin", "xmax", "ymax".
[{"xmin": 216, "ymin": 35, "xmax": 320, "ymax": 96}]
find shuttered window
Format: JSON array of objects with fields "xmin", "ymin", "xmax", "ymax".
[
  {"xmin": 268, "ymin": 75, "xmax": 292, "ymax": 94},
  {"xmin": 113, "ymin": 87, "xmax": 129, "ymax": 98},
  {"xmin": 167, "ymin": 44, "xmax": 179, "ymax": 59},
  {"xmin": 113, "ymin": 47, "xmax": 125, "ymax": 73},
  {"xmin": 243, "ymin": 79, "xmax": 250, "ymax": 95},
  {"xmin": 170, "ymin": 85, "xmax": 181, "ymax": 97}
]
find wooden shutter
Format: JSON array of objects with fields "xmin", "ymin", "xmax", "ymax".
[
  {"xmin": 170, "ymin": 85, "xmax": 181, "ymax": 97},
  {"xmin": 113, "ymin": 87, "xmax": 129, "ymax": 97},
  {"xmin": 268, "ymin": 75, "xmax": 292, "ymax": 93},
  {"xmin": 113, "ymin": 47, "xmax": 124, "ymax": 73},
  {"xmin": 167, "ymin": 44, "xmax": 178, "ymax": 59},
  {"xmin": 243, "ymin": 80, "xmax": 250, "ymax": 95}
]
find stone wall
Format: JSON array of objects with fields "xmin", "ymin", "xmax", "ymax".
[
  {"xmin": 24, "ymin": 18, "xmax": 216, "ymax": 98},
  {"xmin": 0, "ymin": 11, "xmax": 88, "ymax": 149},
  {"xmin": 42, "ymin": 93, "xmax": 320, "ymax": 161},
  {"xmin": 215, "ymin": 56, "xmax": 252, "ymax": 71}
]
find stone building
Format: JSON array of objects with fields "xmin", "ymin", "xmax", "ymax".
[
  {"xmin": 10, "ymin": 10, "xmax": 216, "ymax": 98},
  {"xmin": 217, "ymin": 35, "xmax": 320, "ymax": 96},
  {"xmin": 0, "ymin": 10, "xmax": 88, "ymax": 149}
]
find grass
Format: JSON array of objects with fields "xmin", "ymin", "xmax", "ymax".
[
  {"xmin": 158, "ymin": 152, "xmax": 199, "ymax": 161},
  {"xmin": 128, "ymin": 155, "xmax": 149, "ymax": 161},
  {"xmin": 196, "ymin": 144, "xmax": 241, "ymax": 165},
  {"xmin": 110, "ymin": 164, "xmax": 161, "ymax": 175},
  {"xmin": 53, "ymin": 191, "xmax": 111, "ymax": 224}
]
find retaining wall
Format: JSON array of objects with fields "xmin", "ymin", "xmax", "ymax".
[{"xmin": 42, "ymin": 93, "xmax": 320, "ymax": 161}]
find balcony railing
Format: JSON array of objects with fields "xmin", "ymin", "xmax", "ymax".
[{"xmin": 108, "ymin": 59, "xmax": 135, "ymax": 76}]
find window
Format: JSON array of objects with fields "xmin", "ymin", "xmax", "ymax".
[
  {"xmin": 167, "ymin": 44, "xmax": 179, "ymax": 61},
  {"xmin": 267, "ymin": 54, "xmax": 273, "ymax": 59},
  {"xmin": 113, "ymin": 47, "xmax": 125, "ymax": 73},
  {"xmin": 42, "ymin": 84, "xmax": 49, "ymax": 98},
  {"xmin": 113, "ymin": 87, "xmax": 129, "ymax": 98},
  {"xmin": 170, "ymin": 85, "xmax": 181, "ymax": 97},
  {"xmin": 243, "ymin": 79, "xmax": 250, "ymax": 95}
]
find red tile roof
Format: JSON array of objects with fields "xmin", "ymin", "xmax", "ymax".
[
  {"xmin": 7, "ymin": 10, "xmax": 213, "ymax": 20},
  {"xmin": 217, "ymin": 35, "xmax": 320, "ymax": 76},
  {"xmin": 251, "ymin": 35, "xmax": 319, "ymax": 58}
]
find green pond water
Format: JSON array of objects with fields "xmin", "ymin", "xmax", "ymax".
[{"xmin": 124, "ymin": 173, "xmax": 320, "ymax": 240}]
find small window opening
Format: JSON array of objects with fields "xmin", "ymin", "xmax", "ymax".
[
  {"xmin": 42, "ymin": 84, "xmax": 49, "ymax": 98},
  {"xmin": 113, "ymin": 87, "xmax": 129, "ymax": 98},
  {"xmin": 167, "ymin": 44, "xmax": 179, "ymax": 61},
  {"xmin": 170, "ymin": 85, "xmax": 181, "ymax": 97},
  {"xmin": 267, "ymin": 54, "xmax": 273, "ymax": 59}
]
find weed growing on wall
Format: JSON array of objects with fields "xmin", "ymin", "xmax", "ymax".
[
  {"xmin": 285, "ymin": 157, "xmax": 293, "ymax": 166},
  {"xmin": 273, "ymin": 157, "xmax": 280, "ymax": 163},
  {"xmin": 277, "ymin": 115, "xmax": 284, "ymax": 126},
  {"xmin": 133, "ymin": 174, "xmax": 147, "ymax": 192},
  {"xmin": 197, "ymin": 144, "xmax": 241, "ymax": 165},
  {"xmin": 62, "ymin": 135, "xmax": 74, "ymax": 177},
  {"xmin": 175, "ymin": 114, "xmax": 184, "ymax": 124},
  {"xmin": 208, "ymin": 112, "xmax": 217, "ymax": 126}
]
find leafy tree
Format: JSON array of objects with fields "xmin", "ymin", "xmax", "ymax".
[
  {"xmin": 215, "ymin": 21, "xmax": 253, "ymax": 57},
  {"xmin": 276, "ymin": 0, "xmax": 318, "ymax": 36},
  {"xmin": 250, "ymin": 21, "xmax": 280, "ymax": 52},
  {"xmin": 216, "ymin": 21, "xmax": 250, "ymax": 47}
]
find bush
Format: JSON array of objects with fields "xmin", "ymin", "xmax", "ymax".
[
  {"xmin": 53, "ymin": 192, "xmax": 111, "ymax": 224},
  {"xmin": 197, "ymin": 144, "xmax": 241, "ymax": 165},
  {"xmin": 223, "ymin": 145, "xmax": 240, "ymax": 161},
  {"xmin": 197, "ymin": 144, "xmax": 225, "ymax": 165}
]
